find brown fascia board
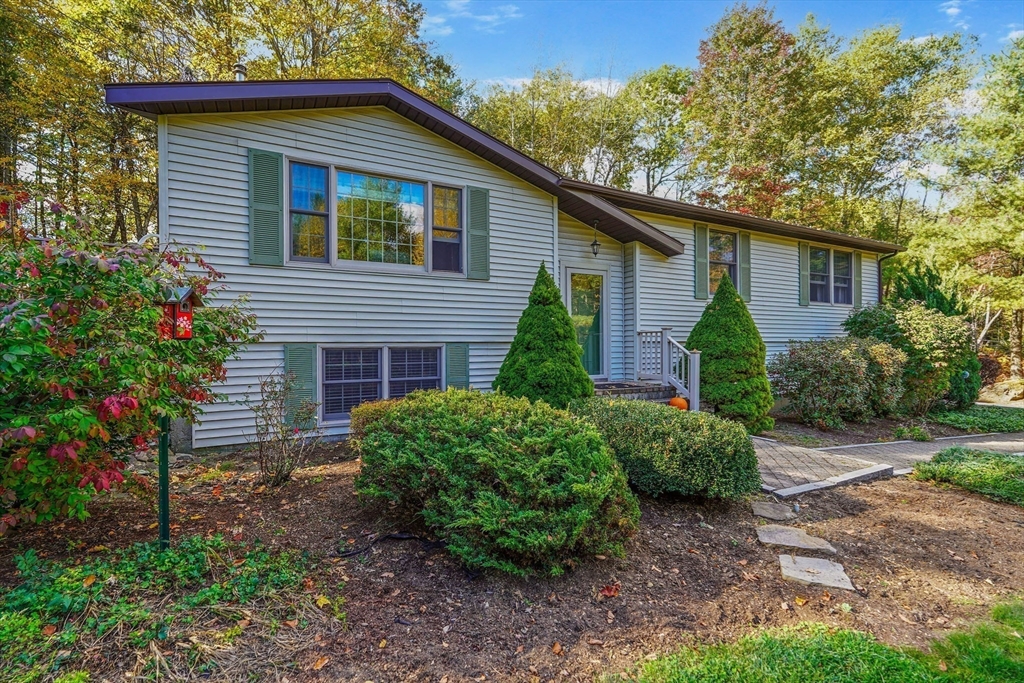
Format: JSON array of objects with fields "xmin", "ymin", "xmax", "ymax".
[
  {"xmin": 559, "ymin": 179, "xmax": 905, "ymax": 254},
  {"xmin": 105, "ymin": 78, "xmax": 687, "ymax": 256}
]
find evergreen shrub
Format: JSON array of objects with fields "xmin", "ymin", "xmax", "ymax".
[
  {"xmin": 351, "ymin": 390, "xmax": 639, "ymax": 576},
  {"xmin": 571, "ymin": 398, "xmax": 759, "ymax": 499},
  {"xmin": 767, "ymin": 337, "xmax": 906, "ymax": 430},
  {"xmin": 493, "ymin": 263, "xmax": 594, "ymax": 409},
  {"xmin": 685, "ymin": 275, "xmax": 774, "ymax": 433}
]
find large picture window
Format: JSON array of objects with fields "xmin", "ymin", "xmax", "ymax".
[
  {"xmin": 708, "ymin": 230, "xmax": 737, "ymax": 294},
  {"xmin": 336, "ymin": 172, "xmax": 425, "ymax": 266},
  {"xmin": 289, "ymin": 163, "xmax": 329, "ymax": 262}
]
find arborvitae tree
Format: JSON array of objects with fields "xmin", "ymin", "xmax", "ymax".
[
  {"xmin": 685, "ymin": 274, "xmax": 774, "ymax": 433},
  {"xmin": 494, "ymin": 263, "xmax": 594, "ymax": 408}
]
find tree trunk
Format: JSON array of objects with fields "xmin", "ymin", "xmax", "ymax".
[{"xmin": 1011, "ymin": 309, "xmax": 1024, "ymax": 381}]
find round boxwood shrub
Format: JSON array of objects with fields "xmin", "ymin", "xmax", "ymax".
[
  {"xmin": 767, "ymin": 337, "xmax": 906, "ymax": 430},
  {"xmin": 493, "ymin": 263, "xmax": 594, "ymax": 409},
  {"xmin": 685, "ymin": 274, "xmax": 774, "ymax": 433},
  {"xmin": 351, "ymin": 389, "xmax": 640, "ymax": 576},
  {"xmin": 570, "ymin": 397, "xmax": 760, "ymax": 499}
]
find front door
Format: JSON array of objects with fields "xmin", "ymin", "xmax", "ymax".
[{"xmin": 566, "ymin": 269, "xmax": 606, "ymax": 378}]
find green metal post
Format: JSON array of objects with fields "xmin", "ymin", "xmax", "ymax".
[{"xmin": 158, "ymin": 415, "xmax": 170, "ymax": 549}]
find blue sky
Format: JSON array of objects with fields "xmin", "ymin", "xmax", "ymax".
[{"xmin": 420, "ymin": 0, "xmax": 1024, "ymax": 87}]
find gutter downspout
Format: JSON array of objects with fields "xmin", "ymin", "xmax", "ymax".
[{"xmin": 877, "ymin": 251, "xmax": 898, "ymax": 302}]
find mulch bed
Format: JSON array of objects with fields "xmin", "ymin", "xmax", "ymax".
[
  {"xmin": 3, "ymin": 446, "xmax": 1023, "ymax": 682},
  {"xmin": 765, "ymin": 415, "xmax": 969, "ymax": 448}
]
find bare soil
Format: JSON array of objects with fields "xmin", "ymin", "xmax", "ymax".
[
  {"xmin": 3, "ymin": 447, "xmax": 1023, "ymax": 682},
  {"xmin": 765, "ymin": 415, "xmax": 968, "ymax": 448}
]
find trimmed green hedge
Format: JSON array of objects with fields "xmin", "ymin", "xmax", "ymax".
[
  {"xmin": 570, "ymin": 397, "xmax": 760, "ymax": 499},
  {"xmin": 352, "ymin": 390, "xmax": 640, "ymax": 576}
]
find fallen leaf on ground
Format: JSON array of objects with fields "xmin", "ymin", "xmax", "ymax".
[
  {"xmin": 42, "ymin": 624, "xmax": 57, "ymax": 636},
  {"xmin": 315, "ymin": 595, "xmax": 331, "ymax": 608},
  {"xmin": 599, "ymin": 582, "xmax": 620, "ymax": 598},
  {"xmin": 737, "ymin": 559, "xmax": 748, "ymax": 566},
  {"xmin": 551, "ymin": 642, "xmax": 563, "ymax": 656},
  {"xmin": 284, "ymin": 620, "xmax": 299, "ymax": 628},
  {"xmin": 83, "ymin": 575, "xmax": 96, "ymax": 588},
  {"xmin": 86, "ymin": 545, "xmax": 107, "ymax": 553},
  {"xmin": 379, "ymin": 639, "xmax": 387, "ymax": 648},
  {"xmin": 311, "ymin": 656, "xmax": 329, "ymax": 671},
  {"xmin": 237, "ymin": 620, "xmax": 250, "ymax": 629},
  {"xmin": 938, "ymin": 661, "xmax": 947, "ymax": 672},
  {"xmin": 588, "ymin": 638, "xmax": 604, "ymax": 646},
  {"xmin": 794, "ymin": 596, "xmax": 808, "ymax": 606}
]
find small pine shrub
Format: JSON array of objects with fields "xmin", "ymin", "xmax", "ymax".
[
  {"xmin": 685, "ymin": 275, "xmax": 774, "ymax": 433},
  {"xmin": 493, "ymin": 263, "xmax": 594, "ymax": 409},
  {"xmin": 945, "ymin": 353, "xmax": 983, "ymax": 410},
  {"xmin": 352, "ymin": 389, "xmax": 639, "ymax": 576},
  {"xmin": 767, "ymin": 338, "xmax": 906, "ymax": 430},
  {"xmin": 571, "ymin": 398, "xmax": 760, "ymax": 499},
  {"xmin": 843, "ymin": 302, "xmax": 972, "ymax": 415}
]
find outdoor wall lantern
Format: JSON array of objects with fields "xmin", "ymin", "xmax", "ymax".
[
  {"xmin": 591, "ymin": 220, "xmax": 601, "ymax": 257},
  {"xmin": 160, "ymin": 286, "xmax": 203, "ymax": 340}
]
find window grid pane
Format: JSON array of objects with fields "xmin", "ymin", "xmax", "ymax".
[
  {"xmin": 290, "ymin": 162, "xmax": 329, "ymax": 261},
  {"xmin": 388, "ymin": 348, "xmax": 441, "ymax": 399},
  {"xmin": 809, "ymin": 248, "xmax": 830, "ymax": 303},
  {"xmin": 337, "ymin": 172, "xmax": 425, "ymax": 266},
  {"xmin": 322, "ymin": 349, "xmax": 381, "ymax": 417},
  {"xmin": 431, "ymin": 186, "xmax": 462, "ymax": 273}
]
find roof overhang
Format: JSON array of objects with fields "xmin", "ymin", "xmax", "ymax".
[
  {"xmin": 559, "ymin": 179, "xmax": 903, "ymax": 254},
  {"xmin": 105, "ymin": 79, "xmax": 686, "ymax": 256}
]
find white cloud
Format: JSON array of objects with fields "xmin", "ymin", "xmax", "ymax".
[
  {"xmin": 424, "ymin": 0, "xmax": 523, "ymax": 37},
  {"xmin": 1002, "ymin": 27, "xmax": 1024, "ymax": 42},
  {"xmin": 580, "ymin": 77, "xmax": 624, "ymax": 95},
  {"xmin": 940, "ymin": 0, "xmax": 961, "ymax": 17},
  {"xmin": 483, "ymin": 76, "xmax": 532, "ymax": 89}
]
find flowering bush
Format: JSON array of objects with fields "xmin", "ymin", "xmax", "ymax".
[
  {"xmin": 768, "ymin": 337, "xmax": 906, "ymax": 430},
  {"xmin": 0, "ymin": 208, "xmax": 260, "ymax": 533}
]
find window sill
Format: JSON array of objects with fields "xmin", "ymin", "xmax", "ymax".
[{"xmin": 283, "ymin": 260, "xmax": 468, "ymax": 280}]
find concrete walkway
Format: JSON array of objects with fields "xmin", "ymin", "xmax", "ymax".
[{"xmin": 754, "ymin": 432, "xmax": 1024, "ymax": 497}]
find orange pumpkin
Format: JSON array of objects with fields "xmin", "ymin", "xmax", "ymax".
[{"xmin": 668, "ymin": 397, "xmax": 689, "ymax": 411}]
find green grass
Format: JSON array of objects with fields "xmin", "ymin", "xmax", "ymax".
[
  {"xmin": 929, "ymin": 405, "xmax": 1024, "ymax": 433},
  {"xmin": 634, "ymin": 602, "xmax": 1024, "ymax": 683},
  {"xmin": 0, "ymin": 535, "xmax": 340, "ymax": 683},
  {"xmin": 914, "ymin": 447, "xmax": 1024, "ymax": 506}
]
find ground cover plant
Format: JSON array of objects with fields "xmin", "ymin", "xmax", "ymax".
[
  {"xmin": 929, "ymin": 405, "xmax": 1024, "ymax": 433},
  {"xmin": 685, "ymin": 275, "xmax": 774, "ymax": 433},
  {"xmin": 634, "ymin": 601, "xmax": 1024, "ymax": 683},
  {"xmin": 0, "ymin": 535, "xmax": 342, "ymax": 682},
  {"xmin": 351, "ymin": 389, "xmax": 639, "ymax": 576},
  {"xmin": 768, "ymin": 337, "xmax": 905, "ymax": 430},
  {"xmin": 0, "ymin": 221, "xmax": 260, "ymax": 533},
  {"xmin": 494, "ymin": 263, "xmax": 594, "ymax": 409},
  {"xmin": 915, "ymin": 447, "xmax": 1024, "ymax": 506},
  {"xmin": 571, "ymin": 397, "xmax": 759, "ymax": 499}
]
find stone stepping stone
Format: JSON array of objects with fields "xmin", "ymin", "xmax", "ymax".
[
  {"xmin": 756, "ymin": 525, "xmax": 836, "ymax": 554},
  {"xmin": 752, "ymin": 501, "xmax": 797, "ymax": 521},
  {"xmin": 779, "ymin": 554, "xmax": 854, "ymax": 591}
]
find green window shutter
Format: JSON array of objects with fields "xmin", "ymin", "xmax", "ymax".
[
  {"xmin": 466, "ymin": 187, "xmax": 490, "ymax": 280},
  {"xmin": 248, "ymin": 148, "xmax": 284, "ymax": 266},
  {"xmin": 445, "ymin": 343, "xmax": 470, "ymax": 389},
  {"xmin": 694, "ymin": 223, "xmax": 709, "ymax": 300},
  {"xmin": 283, "ymin": 343, "xmax": 316, "ymax": 426},
  {"xmin": 853, "ymin": 252, "xmax": 863, "ymax": 308},
  {"xmin": 798, "ymin": 242, "xmax": 810, "ymax": 306},
  {"xmin": 738, "ymin": 231, "xmax": 752, "ymax": 302}
]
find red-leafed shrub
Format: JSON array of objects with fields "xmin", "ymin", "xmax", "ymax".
[{"xmin": 0, "ymin": 205, "xmax": 261, "ymax": 533}]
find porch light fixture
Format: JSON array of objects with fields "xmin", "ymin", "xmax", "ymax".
[{"xmin": 591, "ymin": 221, "xmax": 601, "ymax": 257}]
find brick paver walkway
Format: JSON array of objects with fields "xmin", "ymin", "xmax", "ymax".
[
  {"xmin": 753, "ymin": 438, "xmax": 881, "ymax": 493},
  {"xmin": 755, "ymin": 432, "xmax": 1024, "ymax": 496},
  {"xmin": 819, "ymin": 432, "xmax": 1024, "ymax": 471}
]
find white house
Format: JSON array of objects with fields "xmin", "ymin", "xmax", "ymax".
[{"xmin": 106, "ymin": 79, "xmax": 903, "ymax": 449}]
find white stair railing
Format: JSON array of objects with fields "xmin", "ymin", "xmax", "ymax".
[{"xmin": 636, "ymin": 328, "xmax": 700, "ymax": 411}]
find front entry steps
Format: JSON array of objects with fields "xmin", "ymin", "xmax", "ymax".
[{"xmin": 593, "ymin": 381, "xmax": 677, "ymax": 402}]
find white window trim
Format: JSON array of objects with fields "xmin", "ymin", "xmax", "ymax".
[
  {"xmin": 283, "ymin": 153, "xmax": 468, "ymax": 279},
  {"xmin": 808, "ymin": 245, "xmax": 855, "ymax": 307},
  {"xmin": 317, "ymin": 343, "xmax": 446, "ymax": 425}
]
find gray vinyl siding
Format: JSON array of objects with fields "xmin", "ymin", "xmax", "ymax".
[
  {"xmin": 631, "ymin": 212, "xmax": 880, "ymax": 356},
  {"xmin": 165, "ymin": 107, "xmax": 554, "ymax": 447},
  {"xmin": 622, "ymin": 243, "xmax": 637, "ymax": 380},
  {"xmin": 557, "ymin": 213, "xmax": 626, "ymax": 381}
]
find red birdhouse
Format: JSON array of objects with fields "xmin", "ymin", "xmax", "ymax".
[{"xmin": 159, "ymin": 287, "xmax": 203, "ymax": 340}]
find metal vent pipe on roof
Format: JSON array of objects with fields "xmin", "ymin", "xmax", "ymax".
[{"xmin": 232, "ymin": 63, "xmax": 247, "ymax": 81}]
